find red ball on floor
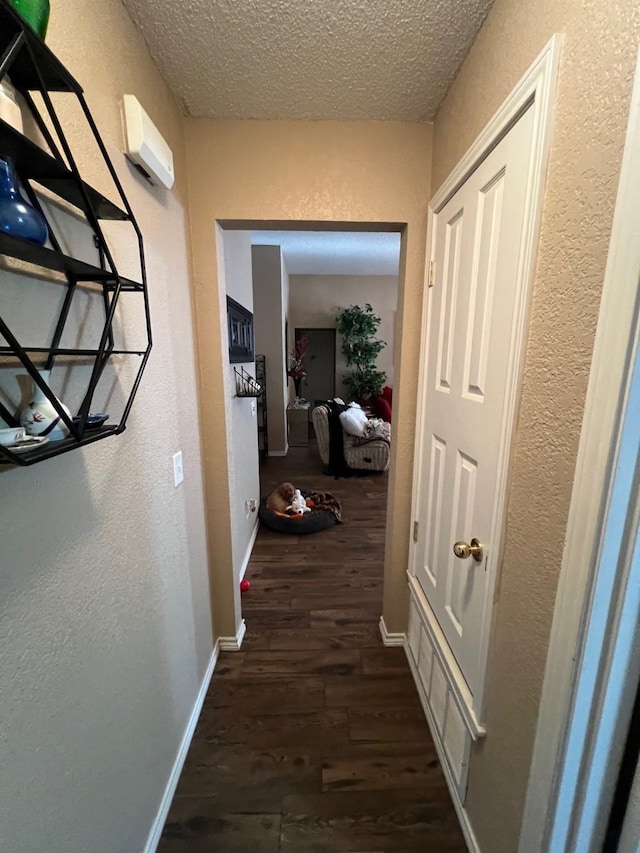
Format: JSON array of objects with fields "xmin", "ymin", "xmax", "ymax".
[{"xmin": 240, "ymin": 579, "xmax": 251, "ymax": 592}]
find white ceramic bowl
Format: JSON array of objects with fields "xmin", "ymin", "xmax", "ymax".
[{"xmin": 0, "ymin": 426, "xmax": 26, "ymax": 446}]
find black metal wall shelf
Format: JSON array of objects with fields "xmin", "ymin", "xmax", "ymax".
[
  {"xmin": 234, "ymin": 366, "xmax": 261, "ymax": 398},
  {"xmin": 0, "ymin": 232, "xmax": 143, "ymax": 289},
  {"xmin": 0, "ymin": 347, "xmax": 147, "ymax": 358},
  {"xmin": 0, "ymin": 119, "xmax": 128, "ymax": 220},
  {"xmin": 8, "ymin": 425, "xmax": 121, "ymax": 466},
  {"xmin": 0, "ymin": 2, "xmax": 81, "ymax": 93},
  {"xmin": 0, "ymin": 0, "xmax": 152, "ymax": 467},
  {"xmin": 255, "ymin": 354, "xmax": 268, "ymax": 461}
]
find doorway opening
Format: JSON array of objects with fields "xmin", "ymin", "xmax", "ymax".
[
  {"xmin": 216, "ymin": 221, "xmax": 403, "ymax": 641},
  {"xmin": 247, "ymin": 224, "xmax": 399, "ymax": 480}
]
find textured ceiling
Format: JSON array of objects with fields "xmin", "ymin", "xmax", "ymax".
[
  {"xmin": 121, "ymin": 0, "xmax": 494, "ymax": 121},
  {"xmin": 251, "ymin": 230, "xmax": 401, "ymax": 275}
]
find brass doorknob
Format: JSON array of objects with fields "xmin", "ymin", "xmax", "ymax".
[{"xmin": 453, "ymin": 538, "xmax": 484, "ymax": 562}]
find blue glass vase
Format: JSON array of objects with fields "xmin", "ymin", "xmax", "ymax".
[{"xmin": 0, "ymin": 157, "xmax": 48, "ymax": 245}]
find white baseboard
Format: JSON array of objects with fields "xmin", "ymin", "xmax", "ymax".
[
  {"xmin": 379, "ymin": 615, "xmax": 405, "ymax": 646},
  {"xmin": 404, "ymin": 639, "xmax": 480, "ymax": 853},
  {"xmin": 239, "ymin": 520, "xmax": 259, "ymax": 581},
  {"xmin": 268, "ymin": 450, "xmax": 288, "ymax": 457},
  {"xmin": 219, "ymin": 618, "xmax": 246, "ymax": 651},
  {"xmin": 144, "ymin": 641, "xmax": 220, "ymax": 853}
]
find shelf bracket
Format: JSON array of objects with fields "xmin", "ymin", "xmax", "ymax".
[{"xmin": 0, "ymin": 30, "xmax": 24, "ymax": 81}]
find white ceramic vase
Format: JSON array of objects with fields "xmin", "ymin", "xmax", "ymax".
[
  {"xmin": 20, "ymin": 369, "xmax": 71, "ymax": 440},
  {"xmin": 0, "ymin": 78, "xmax": 23, "ymax": 134}
]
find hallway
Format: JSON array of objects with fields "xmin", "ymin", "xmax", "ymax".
[{"xmin": 159, "ymin": 444, "xmax": 466, "ymax": 851}]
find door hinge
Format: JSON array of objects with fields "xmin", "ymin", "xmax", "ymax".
[
  {"xmin": 428, "ymin": 260, "xmax": 436, "ymax": 287},
  {"xmin": 413, "ymin": 521, "xmax": 419, "ymax": 543}
]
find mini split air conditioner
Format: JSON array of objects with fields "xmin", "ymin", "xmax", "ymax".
[{"xmin": 122, "ymin": 94, "xmax": 175, "ymax": 189}]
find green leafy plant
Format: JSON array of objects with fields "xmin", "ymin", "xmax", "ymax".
[{"xmin": 335, "ymin": 303, "xmax": 387, "ymax": 400}]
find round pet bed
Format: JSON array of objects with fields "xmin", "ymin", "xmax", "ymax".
[{"xmin": 258, "ymin": 496, "xmax": 338, "ymax": 535}]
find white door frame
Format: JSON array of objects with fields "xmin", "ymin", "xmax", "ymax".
[
  {"xmin": 408, "ymin": 34, "xmax": 562, "ymax": 732},
  {"xmin": 520, "ymin": 44, "xmax": 640, "ymax": 852}
]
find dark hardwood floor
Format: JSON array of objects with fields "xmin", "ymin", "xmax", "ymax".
[{"xmin": 159, "ymin": 440, "xmax": 466, "ymax": 852}]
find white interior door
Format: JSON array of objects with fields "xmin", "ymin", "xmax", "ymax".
[{"xmin": 413, "ymin": 105, "xmax": 535, "ymax": 701}]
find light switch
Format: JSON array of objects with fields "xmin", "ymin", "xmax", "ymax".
[{"xmin": 172, "ymin": 450, "xmax": 184, "ymax": 487}]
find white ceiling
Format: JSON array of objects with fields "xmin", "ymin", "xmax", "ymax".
[
  {"xmin": 122, "ymin": 0, "xmax": 493, "ymax": 122},
  {"xmin": 251, "ymin": 230, "xmax": 401, "ymax": 276}
]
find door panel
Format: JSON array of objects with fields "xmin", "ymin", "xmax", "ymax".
[
  {"xmin": 437, "ymin": 210, "xmax": 464, "ymax": 393},
  {"xmin": 462, "ymin": 171, "xmax": 504, "ymax": 401},
  {"xmin": 424, "ymin": 435, "xmax": 446, "ymax": 588},
  {"xmin": 446, "ymin": 450, "xmax": 478, "ymax": 638},
  {"xmin": 414, "ymin": 106, "xmax": 535, "ymax": 697}
]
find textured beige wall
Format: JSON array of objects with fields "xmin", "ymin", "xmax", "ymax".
[
  {"xmin": 252, "ymin": 244, "xmax": 288, "ymax": 453},
  {"xmin": 431, "ymin": 2, "xmax": 640, "ymax": 850},
  {"xmin": 0, "ymin": 2, "xmax": 213, "ymax": 851},
  {"xmin": 185, "ymin": 119, "xmax": 432, "ymax": 635},
  {"xmin": 289, "ymin": 274, "xmax": 398, "ymax": 399},
  {"xmin": 221, "ymin": 232, "xmax": 260, "ymax": 584}
]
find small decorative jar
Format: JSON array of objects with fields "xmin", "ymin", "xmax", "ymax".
[
  {"xmin": 9, "ymin": 0, "xmax": 50, "ymax": 40},
  {"xmin": 0, "ymin": 78, "xmax": 23, "ymax": 134},
  {"xmin": 0, "ymin": 156, "xmax": 48, "ymax": 245},
  {"xmin": 20, "ymin": 369, "xmax": 71, "ymax": 441}
]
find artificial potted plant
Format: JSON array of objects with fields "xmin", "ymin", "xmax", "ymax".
[{"xmin": 335, "ymin": 303, "xmax": 386, "ymax": 402}]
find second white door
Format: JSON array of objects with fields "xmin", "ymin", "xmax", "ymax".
[{"xmin": 413, "ymin": 104, "xmax": 535, "ymax": 702}]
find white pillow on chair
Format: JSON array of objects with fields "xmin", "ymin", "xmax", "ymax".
[{"xmin": 339, "ymin": 404, "xmax": 368, "ymax": 437}]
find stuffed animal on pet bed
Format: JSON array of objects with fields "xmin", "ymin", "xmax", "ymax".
[{"xmin": 287, "ymin": 488, "xmax": 310, "ymax": 515}]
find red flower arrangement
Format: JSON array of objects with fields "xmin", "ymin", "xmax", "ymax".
[{"xmin": 288, "ymin": 335, "xmax": 309, "ymax": 397}]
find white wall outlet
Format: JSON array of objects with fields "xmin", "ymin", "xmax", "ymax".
[
  {"xmin": 250, "ymin": 399, "xmax": 256, "ymax": 417},
  {"xmin": 172, "ymin": 451, "xmax": 184, "ymax": 487}
]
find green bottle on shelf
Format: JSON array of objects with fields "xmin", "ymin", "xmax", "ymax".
[{"xmin": 9, "ymin": 0, "xmax": 50, "ymax": 40}]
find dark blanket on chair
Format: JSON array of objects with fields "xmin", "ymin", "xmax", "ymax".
[{"xmin": 320, "ymin": 400, "xmax": 355, "ymax": 479}]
